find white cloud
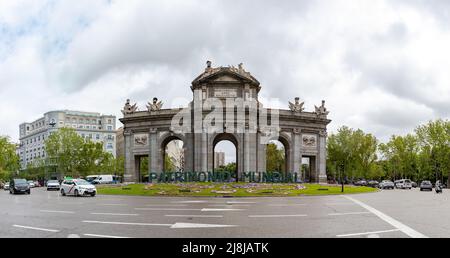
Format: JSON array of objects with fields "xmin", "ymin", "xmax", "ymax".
[{"xmin": 0, "ymin": 0, "xmax": 449, "ymax": 143}]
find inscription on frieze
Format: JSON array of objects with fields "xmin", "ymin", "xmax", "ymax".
[{"xmin": 214, "ymin": 89, "xmax": 238, "ymax": 98}]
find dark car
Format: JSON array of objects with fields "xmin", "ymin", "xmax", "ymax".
[
  {"xmin": 354, "ymin": 180, "xmax": 368, "ymax": 186},
  {"xmin": 368, "ymin": 180, "xmax": 379, "ymax": 188},
  {"xmin": 9, "ymin": 179, "xmax": 31, "ymax": 195},
  {"xmin": 420, "ymin": 181, "xmax": 433, "ymax": 191}
]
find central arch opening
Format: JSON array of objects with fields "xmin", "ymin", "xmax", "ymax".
[
  {"xmin": 266, "ymin": 137, "xmax": 290, "ymax": 175},
  {"xmin": 213, "ymin": 133, "xmax": 238, "ymax": 181},
  {"xmin": 161, "ymin": 136, "xmax": 185, "ymax": 172}
]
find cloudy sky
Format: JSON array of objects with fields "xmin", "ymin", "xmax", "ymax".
[{"xmin": 1, "ymin": 0, "xmax": 449, "ymax": 154}]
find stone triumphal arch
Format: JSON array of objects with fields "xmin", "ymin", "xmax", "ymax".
[{"xmin": 120, "ymin": 62, "xmax": 331, "ymax": 183}]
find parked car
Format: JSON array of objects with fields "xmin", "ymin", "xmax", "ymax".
[
  {"xmin": 420, "ymin": 181, "xmax": 433, "ymax": 191},
  {"xmin": 10, "ymin": 179, "xmax": 31, "ymax": 195},
  {"xmin": 395, "ymin": 179, "xmax": 412, "ymax": 189},
  {"xmin": 46, "ymin": 180, "xmax": 61, "ymax": 191},
  {"xmin": 27, "ymin": 181, "xmax": 36, "ymax": 188},
  {"xmin": 60, "ymin": 179, "xmax": 96, "ymax": 197},
  {"xmin": 354, "ymin": 180, "xmax": 368, "ymax": 186},
  {"xmin": 3, "ymin": 183, "xmax": 10, "ymax": 191},
  {"xmin": 379, "ymin": 180, "xmax": 395, "ymax": 190},
  {"xmin": 368, "ymin": 180, "xmax": 379, "ymax": 188},
  {"xmin": 411, "ymin": 181, "xmax": 418, "ymax": 188}
]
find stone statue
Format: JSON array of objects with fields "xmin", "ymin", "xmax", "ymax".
[
  {"xmin": 315, "ymin": 100, "xmax": 330, "ymax": 117},
  {"xmin": 121, "ymin": 99, "xmax": 138, "ymax": 115},
  {"xmin": 289, "ymin": 97, "xmax": 305, "ymax": 113},
  {"xmin": 147, "ymin": 97, "xmax": 163, "ymax": 112}
]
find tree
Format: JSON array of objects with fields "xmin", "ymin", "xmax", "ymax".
[
  {"xmin": 266, "ymin": 143, "xmax": 286, "ymax": 173},
  {"xmin": 327, "ymin": 126, "xmax": 378, "ymax": 181},
  {"xmin": 45, "ymin": 127, "xmax": 124, "ymax": 178},
  {"xmin": 45, "ymin": 128, "xmax": 85, "ymax": 176},
  {"xmin": 379, "ymin": 134, "xmax": 419, "ymax": 181},
  {"xmin": 415, "ymin": 119, "xmax": 450, "ymax": 183},
  {"xmin": 0, "ymin": 136, "xmax": 19, "ymax": 180}
]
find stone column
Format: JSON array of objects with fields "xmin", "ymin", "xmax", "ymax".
[
  {"xmin": 292, "ymin": 129, "xmax": 302, "ymax": 175},
  {"xmin": 124, "ymin": 130, "xmax": 135, "ymax": 183},
  {"xmin": 149, "ymin": 128, "xmax": 160, "ymax": 175},
  {"xmin": 318, "ymin": 131, "xmax": 328, "ymax": 184},
  {"xmin": 243, "ymin": 132, "xmax": 257, "ymax": 173},
  {"xmin": 256, "ymin": 131, "xmax": 267, "ymax": 173}
]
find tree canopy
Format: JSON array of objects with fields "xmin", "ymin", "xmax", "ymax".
[{"xmin": 0, "ymin": 136, "xmax": 19, "ymax": 180}]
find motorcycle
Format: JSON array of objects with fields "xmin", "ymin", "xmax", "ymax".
[{"xmin": 435, "ymin": 181, "xmax": 443, "ymax": 194}]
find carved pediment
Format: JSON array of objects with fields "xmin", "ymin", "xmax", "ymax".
[{"xmin": 213, "ymin": 75, "xmax": 240, "ymax": 82}]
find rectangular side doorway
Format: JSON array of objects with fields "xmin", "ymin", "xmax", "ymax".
[
  {"xmin": 302, "ymin": 156, "xmax": 317, "ymax": 183},
  {"xmin": 134, "ymin": 155, "xmax": 149, "ymax": 183}
]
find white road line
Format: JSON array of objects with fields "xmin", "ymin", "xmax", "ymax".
[
  {"xmin": 337, "ymin": 229, "xmax": 400, "ymax": 237},
  {"xmin": 171, "ymin": 223, "xmax": 237, "ymax": 229},
  {"xmin": 344, "ymin": 196, "xmax": 428, "ymax": 238},
  {"xmin": 165, "ymin": 215, "xmax": 224, "ymax": 218},
  {"xmin": 13, "ymin": 225, "xmax": 60, "ymax": 233},
  {"xmin": 135, "ymin": 208, "xmax": 200, "ymax": 211},
  {"xmin": 248, "ymin": 214, "xmax": 308, "ymax": 218},
  {"xmin": 201, "ymin": 208, "xmax": 245, "ymax": 212},
  {"xmin": 268, "ymin": 204, "xmax": 307, "ymax": 207},
  {"xmin": 174, "ymin": 201, "xmax": 209, "ymax": 203},
  {"xmin": 328, "ymin": 212, "xmax": 372, "ymax": 216},
  {"xmin": 84, "ymin": 234, "xmax": 131, "ymax": 238},
  {"xmin": 91, "ymin": 213, "xmax": 139, "ymax": 216},
  {"xmin": 208, "ymin": 205, "xmax": 251, "ymax": 207},
  {"xmin": 40, "ymin": 210, "xmax": 75, "ymax": 214},
  {"xmin": 82, "ymin": 221, "xmax": 236, "ymax": 229},
  {"xmin": 145, "ymin": 204, "xmax": 189, "ymax": 207},
  {"xmin": 82, "ymin": 221, "xmax": 172, "ymax": 227}
]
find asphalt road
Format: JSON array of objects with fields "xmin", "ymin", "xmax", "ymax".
[{"xmin": 0, "ymin": 187, "xmax": 447, "ymax": 238}]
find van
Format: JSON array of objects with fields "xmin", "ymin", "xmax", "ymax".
[
  {"xmin": 395, "ymin": 179, "xmax": 412, "ymax": 190},
  {"xmin": 86, "ymin": 175, "xmax": 99, "ymax": 183},
  {"xmin": 92, "ymin": 175, "xmax": 115, "ymax": 185}
]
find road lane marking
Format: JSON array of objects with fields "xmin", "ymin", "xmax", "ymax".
[
  {"xmin": 328, "ymin": 212, "xmax": 371, "ymax": 216},
  {"xmin": 171, "ymin": 223, "xmax": 237, "ymax": 229},
  {"xmin": 82, "ymin": 221, "xmax": 172, "ymax": 227},
  {"xmin": 201, "ymin": 208, "xmax": 246, "ymax": 212},
  {"xmin": 91, "ymin": 213, "xmax": 139, "ymax": 216},
  {"xmin": 344, "ymin": 196, "xmax": 428, "ymax": 238},
  {"xmin": 248, "ymin": 214, "xmax": 308, "ymax": 218},
  {"xmin": 135, "ymin": 208, "xmax": 200, "ymax": 211},
  {"xmin": 40, "ymin": 210, "xmax": 75, "ymax": 214},
  {"xmin": 268, "ymin": 204, "xmax": 307, "ymax": 207},
  {"xmin": 165, "ymin": 215, "xmax": 224, "ymax": 218},
  {"xmin": 84, "ymin": 234, "xmax": 131, "ymax": 238},
  {"xmin": 174, "ymin": 201, "xmax": 209, "ymax": 203},
  {"xmin": 145, "ymin": 204, "xmax": 189, "ymax": 207},
  {"xmin": 82, "ymin": 221, "xmax": 236, "ymax": 229},
  {"xmin": 67, "ymin": 234, "xmax": 81, "ymax": 238},
  {"xmin": 208, "ymin": 205, "xmax": 251, "ymax": 207},
  {"xmin": 337, "ymin": 229, "xmax": 400, "ymax": 238},
  {"xmin": 13, "ymin": 225, "xmax": 60, "ymax": 233}
]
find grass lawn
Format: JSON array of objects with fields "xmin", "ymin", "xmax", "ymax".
[{"xmin": 97, "ymin": 183, "xmax": 377, "ymax": 197}]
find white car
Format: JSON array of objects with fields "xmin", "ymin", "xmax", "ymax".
[
  {"xmin": 60, "ymin": 179, "xmax": 97, "ymax": 197},
  {"xmin": 27, "ymin": 181, "xmax": 36, "ymax": 188},
  {"xmin": 46, "ymin": 180, "xmax": 61, "ymax": 191}
]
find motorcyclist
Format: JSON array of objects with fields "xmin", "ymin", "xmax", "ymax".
[{"xmin": 436, "ymin": 180, "xmax": 443, "ymax": 193}]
